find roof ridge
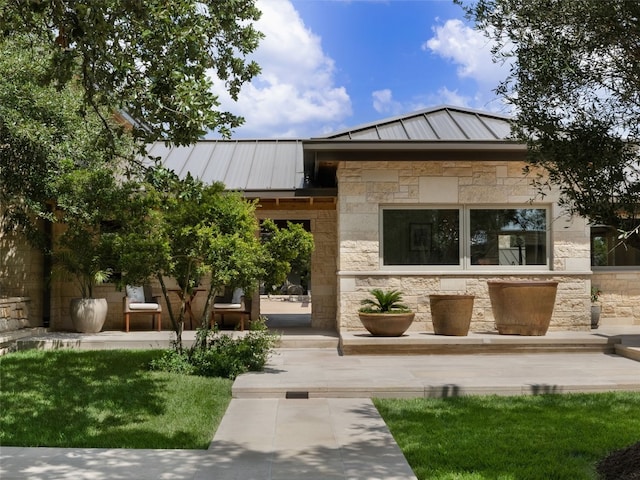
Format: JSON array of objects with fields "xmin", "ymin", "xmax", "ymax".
[{"xmin": 316, "ymin": 104, "xmax": 512, "ymax": 140}]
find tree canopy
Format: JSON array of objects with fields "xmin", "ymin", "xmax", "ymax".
[
  {"xmin": 461, "ymin": 0, "xmax": 640, "ymax": 230},
  {"xmin": 0, "ymin": 34, "xmax": 137, "ymax": 243},
  {"xmin": 116, "ymin": 168, "xmax": 314, "ymax": 349},
  {"xmin": 1, "ymin": 0, "xmax": 262, "ymax": 145}
]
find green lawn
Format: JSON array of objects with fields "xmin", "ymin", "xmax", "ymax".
[
  {"xmin": 375, "ymin": 393, "xmax": 640, "ymax": 480},
  {"xmin": 0, "ymin": 349, "xmax": 232, "ymax": 449}
]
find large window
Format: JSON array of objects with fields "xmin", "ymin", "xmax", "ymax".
[
  {"xmin": 381, "ymin": 207, "xmax": 548, "ymax": 268},
  {"xmin": 591, "ymin": 224, "xmax": 640, "ymax": 268},
  {"xmin": 382, "ymin": 209, "xmax": 460, "ymax": 266},
  {"xmin": 469, "ymin": 209, "xmax": 547, "ymax": 266}
]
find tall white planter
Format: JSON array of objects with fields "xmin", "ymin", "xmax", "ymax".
[{"xmin": 70, "ymin": 298, "xmax": 108, "ymax": 333}]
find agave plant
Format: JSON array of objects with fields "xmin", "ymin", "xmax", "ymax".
[{"xmin": 359, "ymin": 288, "xmax": 410, "ymax": 313}]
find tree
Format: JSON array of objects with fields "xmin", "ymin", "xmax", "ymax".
[
  {"xmin": 115, "ymin": 169, "xmax": 258, "ymax": 349},
  {"xmin": 461, "ymin": 0, "xmax": 640, "ymax": 235},
  {"xmin": 1, "ymin": 0, "xmax": 262, "ymax": 145},
  {"xmin": 0, "ymin": 33, "xmax": 138, "ymax": 249},
  {"xmin": 118, "ymin": 169, "xmax": 313, "ymax": 351},
  {"xmin": 260, "ymin": 220, "xmax": 314, "ymax": 295}
]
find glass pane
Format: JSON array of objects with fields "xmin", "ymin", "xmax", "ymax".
[
  {"xmin": 591, "ymin": 225, "xmax": 640, "ymax": 267},
  {"xmin": 470, "ymin": 209, "xmax": 547, "ymax": 266},
  {"xmin": 383, "ymin": 209, "xmax": 460, "ymax": 265}
]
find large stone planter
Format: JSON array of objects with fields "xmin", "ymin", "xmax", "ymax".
[
  {"xmin": 70, "ymin": 298, "xmax": 108, "ymax": 333},
  {"xmin": 429, "ymin": 295, "xmax": 474, "ymax": 336},
  {"xmin": 488, "ymin": 281, "xmax": 558, "ymax": 336},
  {"xmin": 358, "ymin": 312, "xmax": 415, "ymax": 337}
]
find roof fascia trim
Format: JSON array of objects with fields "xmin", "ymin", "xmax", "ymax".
[{"xmin": 302, "ymin": 140, "xmax": 526, "ymax": 152}]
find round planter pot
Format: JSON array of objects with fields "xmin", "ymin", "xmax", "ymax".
[
  {"xmin": 70, "ymin": 298, "xmax": 108, "ymax": 333},
  {"xmin": 591, "ymin": 304, "xmax": 601, "ymax": 329},
  {"xmin": 488, "ymin": 281, "xmax": 558, "ymax": 336},
  {"xmin": 429, "ymin": 295, "xmax": 474, "ymax": 336},
  {"xmin": 358, "ymin": 312, "xmax": 415, "ymax": 337}
]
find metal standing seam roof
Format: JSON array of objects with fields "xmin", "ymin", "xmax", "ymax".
[
  {"xmin": 317, "ymin": 105, "xmax": 513, "ymax": 141},
  {"xmin": 146, "ymin": 139, "xmax": 305, "ymax": 192},
  {"xmin": 146, "ymin": 106, "xmax": 515, "ymax": 192}
]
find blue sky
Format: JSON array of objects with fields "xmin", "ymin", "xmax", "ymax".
[{"xmin": 211, "ymin": 0, "xmax": 511, "ymax": 139}]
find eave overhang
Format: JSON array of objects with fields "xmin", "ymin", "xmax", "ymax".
[{"xmin": 302, "ymin": 139, "xmax": 526, "ymax": 153}]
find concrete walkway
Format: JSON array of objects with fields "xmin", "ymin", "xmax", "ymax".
[
  {"xmin": 1, "ymin": 398, "xmax": 413, "ymax": 480},
  {"xmin": 3, "ymin": 330, "xmax": 640, "ymax": 479}
]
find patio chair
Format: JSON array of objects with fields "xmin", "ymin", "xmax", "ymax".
[
  {"xmin": 123, "ymin": 285, "xmax": 162, "ymax": 332},
  {"xmin": 210, "ymin": 288, "xmax": 250, "ymax": 331}
]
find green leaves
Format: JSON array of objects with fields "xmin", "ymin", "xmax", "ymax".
[
  {"xmin": 359, "ymin": 289, "xmax": 410, "ymax": 313},
  {"xmin": 1, "ymin": 0, "xmax": 263, "ymax": 144},
  {"xmin": 260, "ymin": 220, "xmax": 314, "ymax": 294},
  {"xmin": 465, "ymin": 0, "xmax": 640, "ymax": 230}
]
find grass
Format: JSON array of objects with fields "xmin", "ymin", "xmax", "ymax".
[
  {"xmin": 375, "ymin": 392, "xmax": 640, "ymax": 480},
  {"xmin": 0, "ymin": 349, "xmax": 232, "ymax": 449}
]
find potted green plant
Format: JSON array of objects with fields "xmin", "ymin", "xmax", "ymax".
[
  {"xmin": 591, "ymin": 286, "xmax": 602, "ymax": 329},
  {"xmin": 358, "ymin": 288, "xmax": 415, "ymax": 337},
  {"xmin": 53, "ymin": 163, "xmax": 132, "ymax": 334},
  {"xmin": 56, "ymin": 224, "xmax": 113, "ymax": 333}
]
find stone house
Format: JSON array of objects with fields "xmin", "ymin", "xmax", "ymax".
[{"xmin": 2, "ymin": 106, "xmax": 639, "ymax": 333}]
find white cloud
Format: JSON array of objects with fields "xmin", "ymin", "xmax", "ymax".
[
  {"xmin": 210, "ymin": 0, "xmax": 352, "ymax": 138},
  {"xmin": 369, "ymin": 19, "xmax": 512, "ymax": 121},
  {"xmin": 371, "ymin": 86, "xmax": 509, "ymax": 119},
  {"xmin": 372, "ymin": 89, "xmax": 403, "ymax": 115},
  {"xmin": 423, "ymin": 19, "xmax": 510, "ymax": 88},
  {"xmin": 432, "ymin": 87, "xmax": 473, "ymax": 107}
]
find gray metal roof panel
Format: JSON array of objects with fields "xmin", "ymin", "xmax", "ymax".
[
  {"xmin": 378, "ymin": 122, "xmax": 409, "ymax": 140},
  {"xmin": 149, "ymin": 140, "xmax": 304, "ymax": 192},
  {"xmin": 245, "ymin": 142, "xmax": 275, "ymax": 190},
  {"xmin": 427, "ymin": 110, "xmax": 468, "ymax": 140},
  {"xmin": 146, "ymin": 106, "xmax": 514, "ymax": 194},
  {"xmin": 449, "ymin": 110, "xmax": 498, "ymax": 140},
  {"xmin": 481, "ymin": 116, "xmax": 513, "ymax": 139},
  {"xmin": 318, "ymin": 105, "xmax": 513, "ymax": 141},
  {"xmin": 185, "ymin": 142, "xmax": 216, "ymax": 179},
  {"xmin": 200, "ymin": 142, "xmax": 235, "ymax": 185},
  {"xmin": 226, "ymin": 142, "xmax": 257, "ymax": 190},
  {"xmin": 349, "ymin": 128, "xmax": 380, "ymax": 140},
  {"xmin": 403, "ymin": 116, "xmax": 440, "ymax": 140}
]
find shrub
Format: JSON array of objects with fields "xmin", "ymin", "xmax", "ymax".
[
  {"xmin": 149, "ymin": 349, "xmax": 194, "ymax": 375},
  {"xmin": 359, "ymin": 288, "xmax": 410, "ymax": 313},
  {"xmin": 151, "ymin": 316, "xmax": 278, "ymax": 380}
]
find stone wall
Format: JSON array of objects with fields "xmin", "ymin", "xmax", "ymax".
[
  {"xmin": 0, "ymin": 297, "xmax": 31, "ymax": 332},
  {"xmin": 0, "ymin": 216, "xmax": 43, "ymax": 329},
  {"xmin": 592, "ymin": 272, "xmax": 640, "ymax": 326},
  {"xmin": 339, "ymin": 273, "xmax": 591, "ymax": 332},
  {"xmin": 337, "ymin": 159, "xmax": 594, "ymax": 332}
]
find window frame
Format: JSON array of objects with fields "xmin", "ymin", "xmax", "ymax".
[
  {"xmin": 465, "ymin": 205, "xmax": 551, "ymax": 271},
  {"xmin": 379, "ymin": 205, "xmax": 463, "ymax": 271},
  {"xmin": 379, "ymin": 204, "xmax": 551, "ymax": 271},
  {"xmin": 590, "ymin": 224, "xmax": 640, "ymax": 271}
]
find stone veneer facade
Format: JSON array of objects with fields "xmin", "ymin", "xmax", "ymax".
[
  {"xmin": 4, "ymin": 159, "xmax": 638, "ymax": 334},
  {"xmin": 592, "ymin": 272, "xmax": 640, "ymax": 326},
  {"xmin": 337, "ymin": 159, "xmax": 597, "ymax": 333},
  {"xmin": 0, "ymin": 218, "xmax": 43, "ymax": 329}
]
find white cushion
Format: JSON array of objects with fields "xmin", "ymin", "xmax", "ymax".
[
  {"xmin": 231, "ymin": 288, "xmax": 244, "ymax": 304},
  {"xmin": 214, "ymin": 303, "xmax": 242, "ymax": 309},
  {"xmin": 126, "ymin": 285, "xmax": 145, "ymax": 303},
  {"xmin": 129, "ymin": 303, "xmax": 160, "ymax": 310}
]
